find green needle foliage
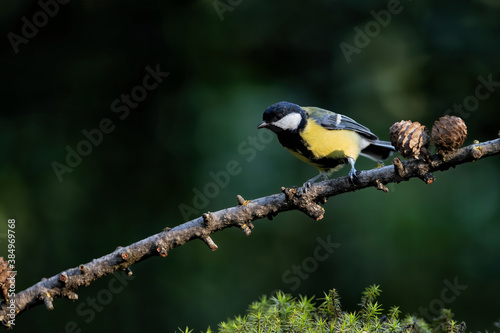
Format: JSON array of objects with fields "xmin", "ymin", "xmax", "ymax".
[{"xmin": 186, "ymin": 285, "xmax": 468, "ymax": 333}]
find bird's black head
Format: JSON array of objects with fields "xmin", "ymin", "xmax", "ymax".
[{"xmin": 257, "ymin": 101, "xmax": 306, "ymax": 133}]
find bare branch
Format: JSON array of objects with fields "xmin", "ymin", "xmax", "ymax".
[{"xmin": 1, "ymin": 138, "xmax": 499, "ymax": 327}]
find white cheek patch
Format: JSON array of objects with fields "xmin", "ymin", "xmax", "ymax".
[{"xmin": 273, "ymin": 113, "xmax": 302, "ymax": 130}]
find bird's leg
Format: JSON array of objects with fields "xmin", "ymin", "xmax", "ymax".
[
  {"xmin": 347, "ymin": 157, "xmax": 359, "ymax": 184},
  {"xmin": 302, "ymin": 171, "xmax": 329, "ymax": 192}
]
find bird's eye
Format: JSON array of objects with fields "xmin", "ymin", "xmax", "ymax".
[{"xmin": 275, "ymin": 112, "xmax": 284, "ymax": 120}]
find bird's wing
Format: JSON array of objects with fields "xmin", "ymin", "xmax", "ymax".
[{"xmin": 303, "ymin": 106, "xmax": 379, "ymax": 141}]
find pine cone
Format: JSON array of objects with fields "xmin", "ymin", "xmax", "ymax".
[
  {"xmin": 389, "ymin": 120, "xmax": 430, "ymax": 159},
  {"xmin": 431, "ymin": 115, "xmax": 467, "ymax": 154},
  {"xmin": 0, "ymin": 257, "xmax": 15, "ymax": 302}
]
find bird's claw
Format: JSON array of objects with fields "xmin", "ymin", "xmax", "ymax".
[
  {"xmin": 347, "ymin": 157, "xmax": 360, "ymax": 185},
  {"xmin": 348, "ymin": 169, "xmax": 360, "ymax": 185},
  {"xmin": 301, "ymin": 172, "xmax": 331, "ymax": 193},
  {"xmin": 301, "ymin": 181, "xmax": 312, "ymax": 193}
]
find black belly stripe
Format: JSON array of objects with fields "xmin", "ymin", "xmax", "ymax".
[
  {"xmin": 277, "ymin": 131, "xmax": 348, "ymax": 169},
  {"xmin": 277, "ymin": 131, "xmax": 312, "ymax": 157},
  {"xmin": 313, "ymin": 156, "xmax": 348, "ymax": 169}
]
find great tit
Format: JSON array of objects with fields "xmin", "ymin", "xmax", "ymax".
[{"xmin": 257, "ymin": 101, "xmax": 395, "ymax": 186}]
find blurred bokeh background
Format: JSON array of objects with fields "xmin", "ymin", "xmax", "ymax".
[{"xmin": 1, "ymin": 0, "xmax": 499, "ymax": 331}]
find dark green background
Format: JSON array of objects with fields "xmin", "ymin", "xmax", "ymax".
[{"xmin": 1, "ymin": 0, "xmax": 499, "ymax": 332}]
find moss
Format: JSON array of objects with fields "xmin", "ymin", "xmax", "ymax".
[{"xmin": 184, "ymin": 285, "xmax": 469, "ymax": 333}]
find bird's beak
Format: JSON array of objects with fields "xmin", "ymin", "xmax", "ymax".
[{"xmin": 257, "ymin": 121, "xmax": 268, "ymax": 129}]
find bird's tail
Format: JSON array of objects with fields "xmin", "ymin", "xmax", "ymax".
[{"xmin": 360, "ymin": 140, "xmax": 395, "ymax": 162}]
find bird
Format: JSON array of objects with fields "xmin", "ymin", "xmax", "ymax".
[{"xmin": 257, "ymin": 101, "xmax": 395, "ymax": 188}]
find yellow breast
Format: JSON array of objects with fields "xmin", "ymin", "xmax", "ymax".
[{"xmin": 291, "ymin": 120, "xmax": 362, "ymax": 171}]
